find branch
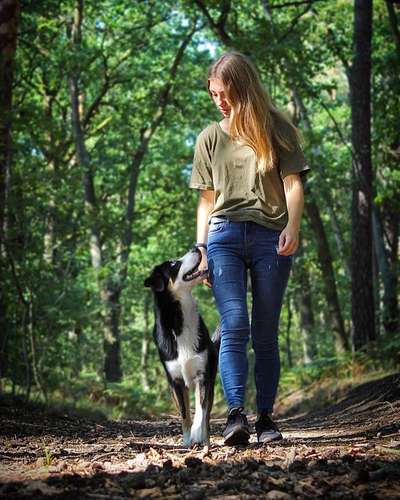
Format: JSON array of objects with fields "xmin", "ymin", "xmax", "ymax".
[
  {"xmin": 386, "ymin": 0, "xmax": 400, "ymax": 62},
  {"xmin": 270, "ymin": 0, "xmax": 328, "ymax": 8},
  {"xmin": 82, "ymin": 43, "xmax": 148, "ymax": 129},
  {"xmin": 277, "ymin": 2, "xmax": 314, "ymax": 44},
  {"xmin": 4, "ymin": 240, "xmax": 28, "ymax": 307},
  {"xmin": 193, "ymin": 0, "xmax": 233, "ymax": 47},
  {"xmin": 326, "ymin": 27, "xmax": 351, "ymax": 81}
]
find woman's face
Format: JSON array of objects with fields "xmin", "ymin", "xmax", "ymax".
[{"xmin": 209, "ymin": 78, "xmax": 231, "ymax": 118}]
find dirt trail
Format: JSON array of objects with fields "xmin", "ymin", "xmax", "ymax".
[{"xmin": 0, "ymin": 373, "xmax": 399, "ymax": 499}]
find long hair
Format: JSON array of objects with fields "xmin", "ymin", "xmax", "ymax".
[{"xmin": 207, "ymin": 52, "xmax": 302, "ymax": 174}]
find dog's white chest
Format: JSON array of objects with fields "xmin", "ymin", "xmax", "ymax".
[{"xmin": 165, "ymin": 300, "xmax": 207, "ymax": 388}]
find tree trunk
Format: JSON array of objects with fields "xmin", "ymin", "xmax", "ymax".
[
  {"xmin": 101, "ymin": 283, "xmax": 122, "ymax": 382},
  {"xmin": 304, "ymin": 188, "xmax": 349, "ymax": 352},
  {"xmin": 374, "ymin": 202, "xmax": 399, "ymax": 335},
  {"xmin": 68, "ymin": 0, "xmax": 123, "ymax": 382},
  {"xmin": 378, "ymin": 4, "xmax": 399, "ymax": 335},
  {"xmin": 0, "ymin": 0, "xmax": 20, "ymax": 384},
  {"xmin": 285, "ymin": 295, "xmax": 293, "ymax": 368},
  {"xmin": 293, "ymin": 240, "xmax": 317, "ymax": 364},
  {"xmin": 42, "ymin": 94, "xmax": 58, "ymax": 266},
  {"xmin": 70, "ymin": 69, "xmax": 123, "ymax": 382},
  {"xmin": 326, "ymin": 203, "xmax": 351, "ymax": 277},
  {"xmin": 141, "ymin": 293, "xmax": 151, "ymax": 391},
  {"xmin": 28, "ymin": 291, "xmax": 47, "ymax": 402},
  {"xmin": 350, "ymin": 0, "xmax": 375, "ymax": 350},
  {"xmin": 386, "ymin": 0, "xmax": 400, "ymax": 60}
]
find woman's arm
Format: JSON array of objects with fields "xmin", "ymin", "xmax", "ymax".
[
  {"xmin": 279, "ymin": 174, "xmax": 304, "ymax": 256},
  {"xmin": 196, "ymin": 189, "xmax": 214, "ymax": 287}
]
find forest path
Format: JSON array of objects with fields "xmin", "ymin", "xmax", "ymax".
[{"xmin": 0, "ymin": 373, "xmax": 399, "ymax": 499}]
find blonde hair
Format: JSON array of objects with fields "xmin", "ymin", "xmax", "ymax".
[{"xmin": 208, "ymin": 52, "xmax": 302, "ymax": 173}]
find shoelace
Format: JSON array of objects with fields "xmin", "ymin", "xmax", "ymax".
[{"xmin": 228, "ymin": 407, "xmax": 247, "ymax": 424}]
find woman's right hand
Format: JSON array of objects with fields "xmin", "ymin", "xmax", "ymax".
[{"xmin": 199, "ymin": 248, "xmax": 212, "ymax": 288}]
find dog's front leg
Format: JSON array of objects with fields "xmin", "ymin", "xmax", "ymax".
[
  {"xmin": 171, "ymin": 379, "xmax": 192, "ymax": 446},
  {"xmin": 191, "ymin": 376, "xmax": 209, "ymax": 445}
]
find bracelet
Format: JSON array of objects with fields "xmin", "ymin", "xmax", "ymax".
[{"xmin": 194, "ymin": 243, "xmax": 207, "ymax": 250}]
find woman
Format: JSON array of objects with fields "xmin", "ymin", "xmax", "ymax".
[{"xmin": 189, "ymin": 52, "xmax": 310, "ymax": 446}]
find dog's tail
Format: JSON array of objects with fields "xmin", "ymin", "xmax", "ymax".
[{"xmin": 211, "ymin": 324, "xmax": 221, "ymax": 355}]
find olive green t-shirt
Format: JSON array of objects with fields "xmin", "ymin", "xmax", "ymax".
[{"xmin": 189, "ymin": 119, "xmax": 311, "ymax": 231}]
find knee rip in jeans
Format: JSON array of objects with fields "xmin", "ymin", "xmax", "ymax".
[{"xmin": 210, "ymin": 262, "xmax": 235, "ymax": 286}]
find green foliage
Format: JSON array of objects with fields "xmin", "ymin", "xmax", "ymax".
[{"xmin": 280, "ymin": 333, "xmax": 400, "ymax": 396}]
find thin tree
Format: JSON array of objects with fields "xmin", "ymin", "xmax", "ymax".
[
  {"xmin": 350, "ymin": 0, "xmax": 375, "ymax": 349},
  {"xmin": 0, "ymin": 0, "xmax": 20, "ymax": 388}
]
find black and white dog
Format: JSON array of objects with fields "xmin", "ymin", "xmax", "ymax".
[{"xmin": 144, "ymin": 247, "xmax": 219, "ymax": 446}]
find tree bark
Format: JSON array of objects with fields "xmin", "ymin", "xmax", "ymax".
[
  {"xmin": 42, "ymin": 93, "xmax": 59, "ymax": 266},
  {"xmin": 382, "ymin": 202, "xmax": 399, "ymax": 334},
  {"xmin": 101, "ymin": 284, "xmax": 122, "ymax": 382},
  {"xmin": 293, "ymin": 239, "xmax": 317, "ymax": 364},
  {"xmin": 326, "ymin": 203, "xmax": 351, "ymax": 277},
  {"xmin": 375, "ymin": 2, "xmax": 399, "ymax": 336},
  {"xmin": 350, "ymin": 0, "xmax": 375, "ymax": 350},
  {"xmin": 141, "ymin": 293, "xmax": 151, "ymax": 392},
  {"xmin": 70, "ymin": 71, "xmax": 123, "ymax": 382},
  {"xmin": 0, "ymin": 0, "xmax": 20, "ymax": 384},
  {"xmin": 285, "ymin": 295, "xmax": 293, "ymax": 368},
  {"xmin": 386, "ymin": 0, "xmax": 400, "ymax": 60},
  {"xmin": 304, "ymin": 187, "xmax": 349, "ymax": 352},
  {"xmin": 373, "ymin": 202, "xmax": 399, "ymax": 335}
]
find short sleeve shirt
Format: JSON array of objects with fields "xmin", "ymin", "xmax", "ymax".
[{"xmin": 189, "ymin": 119, "xmax": 311, "ymax": 231}]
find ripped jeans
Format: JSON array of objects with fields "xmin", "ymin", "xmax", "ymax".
[{"xmin": 207, "ymin": 217, "xmax": 293, "ymax": 413}]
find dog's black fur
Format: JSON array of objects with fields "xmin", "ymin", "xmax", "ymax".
[{"xmin": 144, "ymin": 247, "xmax": 219, "ymax": 445}]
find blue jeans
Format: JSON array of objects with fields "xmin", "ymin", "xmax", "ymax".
[{"xmin": 207, "ymin": 217, "xmax": 293, "ymax": 413}]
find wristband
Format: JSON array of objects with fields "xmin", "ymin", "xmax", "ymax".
[{"xmin": 194, "ymin": 243, "xmax": 207, "ymax": 250}]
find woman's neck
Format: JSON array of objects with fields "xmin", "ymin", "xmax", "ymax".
[{"xmin": 219, "ymin": 117, "xmax": 230, "ymax": 134}]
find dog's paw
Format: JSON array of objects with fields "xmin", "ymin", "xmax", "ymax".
[{"xmin": 190, "ymin": 427, "xmax": 209, "ymax": 446}]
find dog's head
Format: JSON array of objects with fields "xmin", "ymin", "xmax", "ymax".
[{"xmin": 144, "ymin": 247, "xmax": 207, "ymax": 295}]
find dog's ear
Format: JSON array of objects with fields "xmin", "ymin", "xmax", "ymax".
[{"xmin": 144, "ymin": 271, "xmax": 165, "ymax": 292}]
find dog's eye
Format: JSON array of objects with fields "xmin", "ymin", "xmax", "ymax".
[{"xmin": 171, "ymin": 261, "xmax": 177, "ymax": 267}]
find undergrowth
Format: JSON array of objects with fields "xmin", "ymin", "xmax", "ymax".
[{"xmin": 2, "ymin": 333, "xmax": 399, "ymax": 420}]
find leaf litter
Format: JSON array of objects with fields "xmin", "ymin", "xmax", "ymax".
[{"xmin": 0, "ymin": 373, "xmax": 399, "ymax": 499}]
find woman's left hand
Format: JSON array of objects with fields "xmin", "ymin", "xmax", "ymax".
[{"xmin": 278, "ymin": 224, "xmax": 299, "ymax": 256}]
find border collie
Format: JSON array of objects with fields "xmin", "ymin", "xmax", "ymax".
[{"xmin": 144, "ymin": 247, "xmax": 219, "ymax": 446}]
